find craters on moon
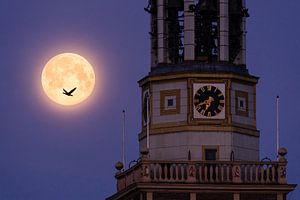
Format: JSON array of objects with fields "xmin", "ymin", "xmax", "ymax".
[{"xmin": 41, "ymin": 53, "xmax": 95, "ymax": 106}]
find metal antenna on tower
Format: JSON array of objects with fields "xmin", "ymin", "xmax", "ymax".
[
  {"xmin": 276, "ymin": 96, "xmax": 280, "ymax": 159},
  {"xmin": 122, "ymin": 110, "xmax": 126, "ymax": 168}
]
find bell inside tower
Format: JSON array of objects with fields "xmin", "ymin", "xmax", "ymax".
[
  {"xmin": 193, "ymin": 0, "xmax": 219, "ymax": 62},
  {"xmin": 146, "ymin": 0, "xmax": 248, "ymax": 67},
  {"xmin": 145, "ymin": 0, "xmax": 158, "ymax": 66},
  {"xmin": 167, "ymin": 0, "xmax": 184, "ymax": 64},
  {"xmin": 229, "ymin": 0, "xmax": 249, "ymax": 63}
]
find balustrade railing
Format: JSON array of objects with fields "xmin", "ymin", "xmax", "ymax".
[{"xmin": 115, "ymin": 160, "xmax": 287, "ymax": 192}]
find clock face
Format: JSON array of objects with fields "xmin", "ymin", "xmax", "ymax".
[
  {"xmin": 193, "ymin": 85, "xmax": 225, "ymax": 118},
  {"xmin": 143, "ymin": 91, "xmax": 149, "ymax": 125}
]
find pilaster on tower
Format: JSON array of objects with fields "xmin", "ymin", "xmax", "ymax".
[
  {"xmin": 157, "ymin": 0, "xmax": 167, "ymax": 64},
  {"xmin": 184, "ymin": 0, "xmax": 195, "ymax": 61},
  {"xmin": 219, "ymin": 0, "xmax": 229, "ymax": 62}
]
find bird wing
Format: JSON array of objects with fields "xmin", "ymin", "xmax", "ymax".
[
  {"xmin": 63, "ymin": 89, "xmax": 68, "ymax": 93},
  {"xmin": 69, "ymin": 87, "xmax": 77, "ymax": 94}
]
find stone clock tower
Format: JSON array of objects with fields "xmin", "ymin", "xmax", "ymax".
[
  {"xmin": 139, "ymin": 0, "xmax": 258, "ymax": 162},
  {"xmin": 107, "ymin": 1, "xmax": 296, "ymax": 200}
]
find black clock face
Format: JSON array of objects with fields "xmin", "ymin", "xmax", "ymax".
[
  {"xmin": 143, "ymin": 92, "xmax": 149, "ymax": 124},
  {"xmin": 194, "ymin": 85, "xmax": 225, "ymax": 117}
]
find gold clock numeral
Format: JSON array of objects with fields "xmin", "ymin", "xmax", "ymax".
[
  {"xmin": 201, "ymin": 87, "xmax": 205, "ymax": 92},
  {"xmin": 218, "ymin": 93, "xmax": 223, "ymax": 97},
  {"xmin": 218, "ymin": 105, "xmax": 223, "ymax": 111},
  {"xmin": 207, "ymin": 85, "xmax": 212, "ymax": 91},
  {"xmin": 200, "ymin": 110, "xmax": 205, "ymax": 115},
  {"xmin": 194, "ymin": 99, "xmax": 200, "ymax": 103},
  {"xmin": 207, "ymin": 112, "xmax": 212, "ymax": 117},
  {"xmin": 220, "ymin": 100, "xmax": 225, "ymax": 104}
]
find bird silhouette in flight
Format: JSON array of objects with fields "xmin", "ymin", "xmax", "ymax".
[{"xmin": 63, "ymin": 87, "xmax": 77, "ymax": 96}]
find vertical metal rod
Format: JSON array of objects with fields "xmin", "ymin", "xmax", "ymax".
[
  {"xmin": 146, "ymin": 94, "xmax": 150, "ymax": 150},
  {"xmin": 276, "ymin": 96, "xmax": 280, "ymax": 158},
  {"xmin": 122, "ymin": 110, "xmax": 126, "ymax": 168}
]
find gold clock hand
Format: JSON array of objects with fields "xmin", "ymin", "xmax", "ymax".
[
  {"xmin": 199, "ymin": 100, "xmax": 209, "ymax": 107},
  {"xmin": 197, "ymin": 97, "xmax": 215, "ymax": 111},
  {"xmin": 205, "ymin": 103, "xmax": 210, "ymax": 111},
  {"xmin": 204, "ymin": 97, "xmax": 215, "ymax": 111}
]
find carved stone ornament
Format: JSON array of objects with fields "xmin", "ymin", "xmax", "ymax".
[
  {"xmin": 189, "ymin": 165, "xmax": 196, "ymax": 177},
  {"xmin": 234, "ymin": 166, "xmax": 241, "ymax": 178},
  {"xmin": 280, "ymin": 166, "xmax": 286, "ymax": 178},
  {"xmin": 142, "ymin": 165, "xmax": 149, "ymax": 177}
]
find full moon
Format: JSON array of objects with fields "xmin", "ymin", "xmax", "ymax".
[{"xmin": 41, "ymin": 53, "xmax": 95, "ymax": 106}]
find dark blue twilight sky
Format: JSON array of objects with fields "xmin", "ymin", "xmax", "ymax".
[{"xmin": 0, "ymin": 1, "xmax": 299, "ymax": 200}]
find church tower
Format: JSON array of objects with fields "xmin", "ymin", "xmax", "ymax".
[{"xmin": 107, "ymin": 1, "xmax": 296, "ymax": 200}]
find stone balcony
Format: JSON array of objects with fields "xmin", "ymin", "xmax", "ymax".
[
  {"xmin": 115, "ymin": 158, "xmax": 288, "ymax": 192},
  {"xmin": 106, "ymin": 149, "xmax": 296, "ymax": 200}
]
